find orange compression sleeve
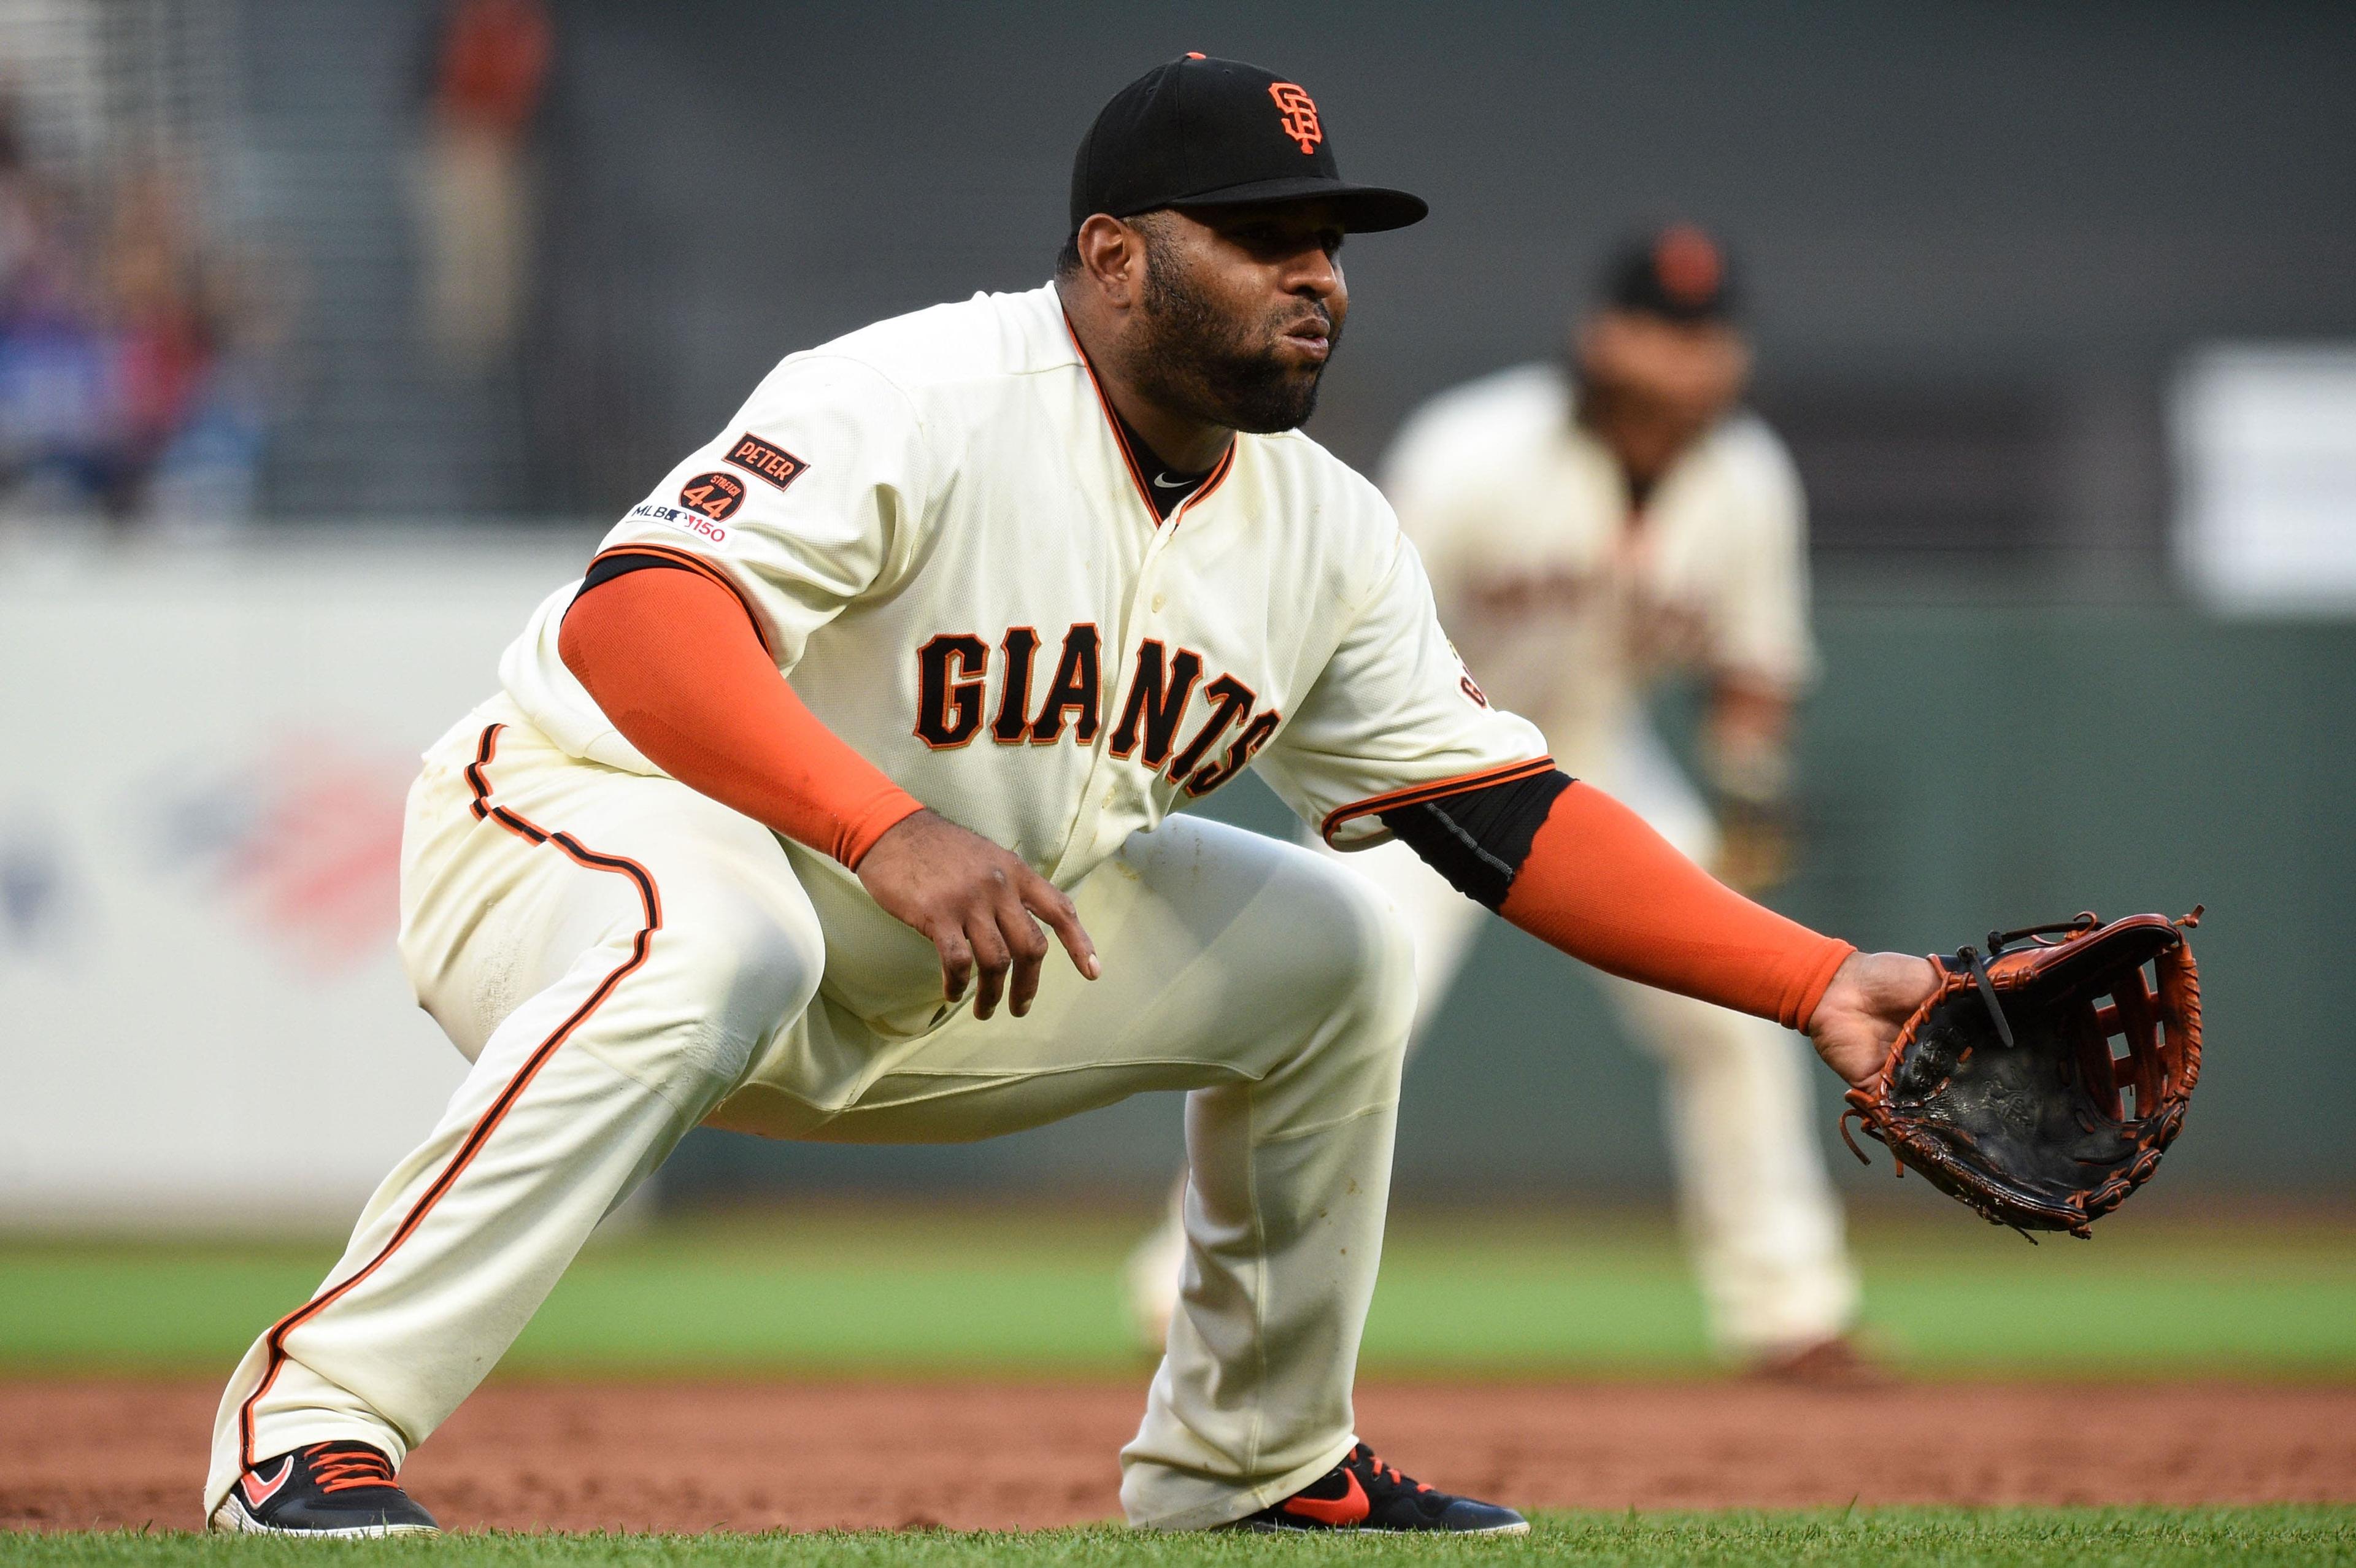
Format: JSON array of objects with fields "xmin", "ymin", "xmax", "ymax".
[
  {"xmin": 558, "ymin": 562, "xmax": 923, "ymax": 869},
  {"xmin": 1497, "ymin": 780, "xmax": 1853, "ymax": 1031}
]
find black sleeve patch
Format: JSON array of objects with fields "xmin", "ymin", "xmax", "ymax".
[{"xmin": 1379, "ymin": 768, "xmax": 1574, "ymax": 910}]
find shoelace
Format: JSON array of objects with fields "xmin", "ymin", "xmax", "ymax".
[
  {"xmin": 306, "ymin": 1445, "xmax": 397, "ymax": 1494},
  {"xmin": 1355, "ymin": 1445, "xmax": 1432, "ymax": 1494}
]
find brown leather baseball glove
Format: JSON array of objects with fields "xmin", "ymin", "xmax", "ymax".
[{"xmin": 1839, "ymin": 909, "xmax": 2203, "ymax": 1239}]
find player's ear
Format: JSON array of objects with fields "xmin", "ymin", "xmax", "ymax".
[{"xmin": 1074, "ymin": 213, "xmax": 1144, "ymax": 308}]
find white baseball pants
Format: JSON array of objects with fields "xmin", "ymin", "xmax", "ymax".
[{"xmin": 207, "ymin": 696, "xmax": 1415, "ymax": 1531}]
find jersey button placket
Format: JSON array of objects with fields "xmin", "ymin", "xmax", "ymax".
[
  {"xmin": 1057, "ymin": 518, "xmax": 1182, "ymax": 881},
  {"xmin": 1034, "ymin": 493, "xmax": 1163, "ymax": 883}
]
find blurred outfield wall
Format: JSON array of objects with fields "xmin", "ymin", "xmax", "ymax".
[
  {"xmin": 6, "ymin": 534, "xmax": 2337, "ymax": 1227},
  {"xmin": 0, "ymin": 536, "xmax": 569, "ymax": 1228}
]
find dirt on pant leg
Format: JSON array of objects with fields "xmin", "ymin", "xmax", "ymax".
[{"xmin": 6, "ymin": 1377, "xmax": 2354, "ymax": 1534}]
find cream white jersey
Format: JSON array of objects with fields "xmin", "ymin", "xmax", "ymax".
[
  {"xmin": 500, "ymin": 283, "xmax": 1544, "ymax": 993},
  {"xmin": 1380, "ymin": 363, "xmax": 1815, "ymax": 772}
]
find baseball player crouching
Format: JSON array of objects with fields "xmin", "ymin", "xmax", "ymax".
[
  {"xmin": 205, "ymin": 57, "xmax": 1935, "ymax": 1539},
  {"xmin": 1126, "ymin": 226, "xmax": 1869, "ymax": 1375}
]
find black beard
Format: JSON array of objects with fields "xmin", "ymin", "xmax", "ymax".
[{"xmin": 1130, "ymin": 241, "xmax": 1336, "ymax": 435}]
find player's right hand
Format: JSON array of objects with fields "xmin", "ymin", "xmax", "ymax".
[{"xmin": 856, "ymin": 809, "xmax": 1101, "ymax": 1021}]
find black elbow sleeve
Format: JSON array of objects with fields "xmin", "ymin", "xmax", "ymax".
[
  {"xmin": 564, "ymin": 550, "xmax": 699, "ymax": 622},
  {"xmin": 1377, "ymin": 768, "xmax": 1573, "ymax": 910}
]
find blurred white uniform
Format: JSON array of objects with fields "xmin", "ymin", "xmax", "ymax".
[{"xmin": 1358, "ymin": 362, "xmax": 1855, "ymax": 1356}]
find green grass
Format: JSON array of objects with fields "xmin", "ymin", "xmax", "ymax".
[
  {"xmin": 3, "ymin": 1205, "xmax": 2352, "ymax": 1378},
  {"xmin": 13, "ymin": 1509, "xmax": 2356, "ymax": 1565}
]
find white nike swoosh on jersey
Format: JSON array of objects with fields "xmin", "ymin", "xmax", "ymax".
[{"xmin": 1152, "ymin": 473, "xmax": 1191, "ymax": 489}]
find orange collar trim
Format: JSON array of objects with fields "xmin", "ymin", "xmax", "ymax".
[{"xmin": 1061, "ymin": 309, "xmax": 1236, "ymax": 529}]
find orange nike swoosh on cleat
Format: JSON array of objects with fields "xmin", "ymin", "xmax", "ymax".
[
  {"xmin": 241, "ymin": 1455, "xmax": 295, "ymax": 1509},
  {"xmin": 1281, "ymin": 1468, "xmax": 1369, "ymax": 1526}
]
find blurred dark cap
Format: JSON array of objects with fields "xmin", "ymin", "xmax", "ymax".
[
  {"xmin": 1602, "ymin": 223, "xmax": 1737, "ymax": 322},
  {"xmin": 1070, "ymin": 54, "xmax": 1428, "ymax": 235}
]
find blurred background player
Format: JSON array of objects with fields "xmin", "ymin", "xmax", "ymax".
[
  {"xmin": 410, "ymin": 0, "xmax": 551, "ymax": 371},
  {"xmin": 1128, "ymin": 223, "xmax": 1863, "ymax": 1375}
]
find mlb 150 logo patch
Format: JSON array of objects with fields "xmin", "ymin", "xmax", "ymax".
[{"xmin": 679, "ymin": 470, "xmax": 747, "ymax": 521}]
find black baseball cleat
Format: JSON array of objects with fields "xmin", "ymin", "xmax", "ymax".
[
  {"xmin": 210, "ymin": 1442, "xmax": 440, "ymax": 1537},
  {"xmin": 1236, "ymin": 1442, "xmax": 1530, "ymax": 1535}
]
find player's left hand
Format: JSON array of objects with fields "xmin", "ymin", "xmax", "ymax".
[{"xmin": 1805, "ymin": 951, "xmax": 1939, "ymax": 1087}]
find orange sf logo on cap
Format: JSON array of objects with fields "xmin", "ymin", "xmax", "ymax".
[{"xmin": 1268, "ymin": 82, "xmax": 1321, "ymax": 155}]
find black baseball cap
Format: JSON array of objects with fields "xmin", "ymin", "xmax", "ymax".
[
  {"xmin": 1070, "ymin": 54, "xmax": 1428, "ymax": 235},
  {"xmin": 1602, "ymin": 223, "xmax": 1738, "ymax": 323}
]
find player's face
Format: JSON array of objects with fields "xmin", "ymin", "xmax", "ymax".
[
  {"xmin": 1131, "ymin": 202, "xmax": 1349, "ymax": 435},
  {"xmin": 1574, "ymin": 310, "xmax": 1750, "ymax": 486}
]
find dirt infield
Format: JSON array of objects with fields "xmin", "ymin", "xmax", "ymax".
[{"xmin": 8, "ymin": 1377, "xmax": 2354, "ymax": 1533}]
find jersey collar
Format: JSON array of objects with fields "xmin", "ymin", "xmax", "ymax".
[{"xmin": 1061, "ymin": 309, "xmax": 1237, "ymax": 529}]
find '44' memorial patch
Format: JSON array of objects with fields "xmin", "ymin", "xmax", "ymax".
[{"xmin": 679, "ymin": 471, "xmax": 746, "ymax": 521}]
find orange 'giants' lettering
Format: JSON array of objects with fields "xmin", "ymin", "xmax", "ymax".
[
  {"xmin": 1109, "ymin": 641, "xmax": 1204, "ymax": 767},
  {"xmin": 1028, "ymin": 625, "xmax": 1101, "ymax": 744},
  {"xmin": 914, "ymin": 633, "xmax": 988, "ymax": 748},
  {"xmin": 1185, "ymin": 710, "xmax": 1280, "ymax": 796},
  {"xmin": 992, "ymin": 627, "xmax": 1042, "ymax": 744},
  {"xmin": 1165, "ymin": 674, "xmax": 1255, "ymax": 782},
  {"xmin": 908, "ymin": 624, "xmax": 1269, "ymax": 799}
]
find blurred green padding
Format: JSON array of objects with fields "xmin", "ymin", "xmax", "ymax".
[{"xmin": 3, "ymin": 1207, "xmax": 2350, "ymax": 1378}]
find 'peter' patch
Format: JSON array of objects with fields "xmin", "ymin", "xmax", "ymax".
[
  {"xmin": 679, "ymin": 471, "xmax": 747, "ymax": 521},
  {"xmin": 725, "ymin": 432, "xmax": 808, "ymax": 491}
]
